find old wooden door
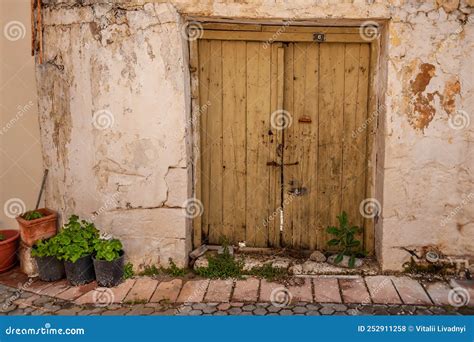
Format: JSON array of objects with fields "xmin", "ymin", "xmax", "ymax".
[{"xmin": 193, "ymin": 25, "xmax": 376, "ymax": 253}]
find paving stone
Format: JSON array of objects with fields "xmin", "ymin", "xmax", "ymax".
[
  {"xmin": 124, "ymin": 277, "xmax": 159, "ymax": 303},
  {"xmin": 39, "ymin": 279, "xmax": 71, "ymax": 297},
  {"xmin": 242, "ymin": 304, "xmax": 256, "ymax": 311},
  {"xmin": 293, "ymin": 306, "xmax": 307, "ymax": 314},
  {"xmin": 391, "ymin": 277, "xmax": 432, "ymax": 305},
  {"xmin": 313, "ymin": 277, "xmax": 342, "ymax": 303},
  {"xmin": 176, "ymin": 280, "xmax": 209, "ymax": 303},
  {"xmin": 339, "ymin": 278, "xmax": 371, "ymax": 304},
  {"xmin": 56, "ymin": 282, "xmax": 97, "ymax": 301},
  {"xmin": 101, "ymin": 308, "xmax": 131, "ymax": 316},
  {"xmin": 423, "ymin": 281, "xmax": 452, "ymax": 306},
  {"xmin": 217, "ymin": 303, "xmax": 231, "ymax": 311},
  {"xmin": 365, "ymin": 276, "xmax": 402, "ymax": 304},
  {"xmin": 228, "ymin": 307, "xmax": 242, "ymax": 314},
  {"xmin": 306, "ymin": 304, "xmax": 320, "ymax": 311},
  {"xmin": 230, "ymin": 302, "xmax": 244, "ymax": 307},
  {"xmin": 279, "ymin": 309, "xmax": 293, "ymax": 315},
  {"xmin": 267, "ymin": 305, "xmax": 281, "ymax": 313},
  {"xmin": 204, "ymin": 279, "xmax": 233, "ymax": 302},
  {"xmin": 253, "ymin": 308, "xmax": 267, "ymax": 315},
  {"xmin": 320, "ymin": 306, "xmax": 335, "ymax": 315},
  {"xmin": 27, "ymin": 280, "xmax": 56, "ymax": 295},
  {"xmin": 55, "ymin": 307, "xmax": 83, "ymax": 315},
  {"xmin": 75, "ymin": 280, "xmax": 135, "ymax": 305},
  {"xmin": 232, "ymin": 278, "xmax": 259, "ymax": 302},
  {"xmin": 259, "ymin": 279, "xmax": 286, "ymax": 303},
  {"xmin": 287, "ymin": 278, "xmax": 313, "ymax": 303},
  {"xmin": 188, "ymin": 310, "xmax": 203, "ymax": 316},
  {"xmin": 150, "ymin": 279, "xmax": 182, "ymax": 303},
  {"xmin": 306, "ymin": 310, "xmax": 320, "ymax": 316},
  {"xmin": 203, "ymin": 306, "xmax": 217, "ymax": 314},
  {"xmin": 33, "ymin": 296, "xmax": 54, "ymax": 306},
  {"xmin": 192, "ymin": 303, "xmax": 209, "ymax": 310},
  {"xmin": 13, "ymin": 294, "xmax": 41, "ymax": 308},
  {"xmin": 127, "ymin": 305, "xmax": 155, "ymax": 315},
  {"xmin": 0, "ymin": 269, "xmax": 30, "ymax": 288}
]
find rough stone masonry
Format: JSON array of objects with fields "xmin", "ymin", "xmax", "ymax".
[{"xmin": 35, "ymin": 0, "xmax": 473, "ymax": 271}]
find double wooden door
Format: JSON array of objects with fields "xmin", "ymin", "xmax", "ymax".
[{"xmin": 193, "ymin": 26, "xmax": 375, "ymax": 253}]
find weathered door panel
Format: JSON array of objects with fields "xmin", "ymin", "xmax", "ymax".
[{"xmin": 283, "ymin": 42, "xmax": 371, "ymax": 251}]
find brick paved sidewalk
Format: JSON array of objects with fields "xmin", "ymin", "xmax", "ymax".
[{"xmin": 0, "ymin": 268, "xmax": 472, "ymax": 316}]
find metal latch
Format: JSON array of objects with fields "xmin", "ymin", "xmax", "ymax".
[{"xmin": 313, "ymin": 33, "xmax": 325, "ymax": 42}]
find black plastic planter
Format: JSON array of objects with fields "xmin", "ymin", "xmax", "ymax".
[
  {"xmin": 35, "ymin": 256, "xmax": 65, "ymax": 282},
  {"xmin": 64, "ymin": 254, "xmax": 95, "ymax": 286},
  {"xmin": 93, "ymin": 252, "xmax": 124, "ymax": 287}
]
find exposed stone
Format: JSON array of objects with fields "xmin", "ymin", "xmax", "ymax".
[
  {"xmin": 309, "ymin": 251, "xmax": 327, "ymax": 262},
  {"xmin": 193, "ymin": 256, "xmax": 209, "ymax": 270},
  {"xmin": 327, "ymin": 255, "xmax": 363, "ymax": 268},
  {"xmin": 436, "ymin": 0, "xmax": 460, "ymax": 13}
]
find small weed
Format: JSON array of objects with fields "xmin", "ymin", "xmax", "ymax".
[
  {"xmin": 123, "ymin": 262, "xmax": 134, "ymax": 279},
  {"xmin": 139, "ymin": 265, "xmax": 160, "ymax": 277},
  {"xmin": 248, "ymin": 263, "xmax": 288, "ymax": 281},
  {"xmin": 22, "ymin": 210, "xmax": 44, "ymax": 221},
  {"xmin": 195, "ymin": 248, "xmax": 244, "ymax": 279},
  {"xmin": 161, "ymin": 258, "xmax": 187, "ymax": 277}
]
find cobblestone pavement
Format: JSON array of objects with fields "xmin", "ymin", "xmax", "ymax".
[{"xmin": 1, "ymin": 284, "xmax": 473, "ymax": 316}]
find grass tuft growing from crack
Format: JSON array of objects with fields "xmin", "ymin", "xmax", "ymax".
[
  {"xmin": 195, "ymin": 249, "xmax": 245, "ymax": 279},
  {"xmin": 247, "ymin": 263, "xmax": 288, "ymax": 282}
]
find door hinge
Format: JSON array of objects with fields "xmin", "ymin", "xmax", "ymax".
[{"xmin": 313, "ymin": 33, "xmax": 325, "ymax": 42}]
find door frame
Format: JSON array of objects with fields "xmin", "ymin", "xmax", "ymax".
[{"xmin": 188, "ymin": 20, "xmax": 384, "ymax": 255}]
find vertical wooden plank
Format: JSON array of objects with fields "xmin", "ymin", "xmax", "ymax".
[
  {"xmin": 190, "ymin": 39, "xmax": 202, "ymax": 248},
  {"xmin": 207, "ymin": 40, "xmax": 223, "ymax": 244},
  {"xmin": 364, "ymin": 41, "xmax": 378, "ymax": 254},
  {"xmin": 267, "ymin": 43, "xmax": 284, "ymax": 247},
  {"xmin": 317, "ymin": 43, "xmax": 345, "ymax": 249},
  {"xmin": 198, "ymin": 39, "xmax": 211, "ymax": 242},
  {"xmin": 222, "ymin": 40, "xmax": 247, "ymax": 244},
  {"xmin": 246, "ymin": 42, "xmax": 272, "ymax": 247},
  {"xmin": 341, "ymin": 44, "xmax": 364, "ymax": 233},
  {"xmin": 281, "ymin": 42, "xmax": 294, "ymax": 247}
]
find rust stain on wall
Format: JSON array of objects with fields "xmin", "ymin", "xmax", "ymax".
[
  {"xmin": 442, "ymin": 77, "xmax": 461, "ymax": 115},
  {"xmin": 408, "ymin": 63, "xmax": 437, "ymax": 131}
]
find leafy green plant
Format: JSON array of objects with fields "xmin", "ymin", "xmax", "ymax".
[
  {"xmin": 161, "ymin": 258, "xmax": 186, "ymax": 277},
  {"xmin": 326, "ymin": 211, "xmax": 363, "ymax": 268},
  {"xmin": 22, "ymin": 210, "xmax": 44, "ymax": 221},
  {"xmin": 94, "ymin": 239, "xmax": 123, "ymax": 261},
  {"xmin": 124, "ymin": 262, "xmax": 134, "ymax": 279},
  {"xmin": 55, "ymin": 215, "xmax": 99, "ymax": 263},
  {"xmin": 248, "ymin": 263, "xmax": 288, "ymax": 281},
  {"xmin": 195, "ymin": 247, "xmax": 244, "ymax": 279},
  {"xmin": 31, "ymin": 236, "xmax": 62, "ymax": 258}
]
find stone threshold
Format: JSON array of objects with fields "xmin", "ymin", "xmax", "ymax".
[{"xmin": 0, "ymin": 268, "xmax": 472, "ymax": 308}]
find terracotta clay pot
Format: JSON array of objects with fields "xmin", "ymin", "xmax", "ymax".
[
  {"xmin": 0, "ymin": 230, "xmax": 20, "ymax": 273},
  {"xmin": 16, "ymin": 208, "xmax": 58, "ymax": 247}
]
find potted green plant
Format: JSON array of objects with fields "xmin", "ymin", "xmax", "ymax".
[
  {"xmin": 56, "ymin": 215, "xmax": 99, "ymax": 285},
  {"xmin": 0, "ymin": 230, "xmax": 20, "ymax": 273},
  {"xmin": 31, "ymin": 236, "xmax": 65, "ymax": 281},
  {"xmin": 93, "ymin": 238, "xmax": 125, "ymax": 287},
  {"xmin": 16, "ymin": 209, "xmax": 58, "ymax": 246}
]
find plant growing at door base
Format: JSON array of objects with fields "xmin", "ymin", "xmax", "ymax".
[{"xmin": 326, "ymin": 211, "xmax": 364, "ymax": 268}]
